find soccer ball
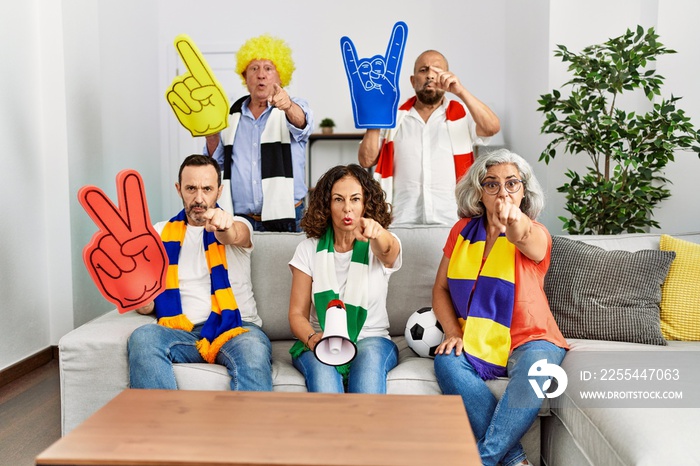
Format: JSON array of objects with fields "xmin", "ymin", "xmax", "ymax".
[{"xmin": 405, "ymin": 307, "xmax": 445, "ymax": 358}]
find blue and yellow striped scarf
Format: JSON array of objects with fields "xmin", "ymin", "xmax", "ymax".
[
  {"xmin": 447, "ymin": 216, "xmax": 515, "ymax": 379},
  {"xmin": 155, "ymin": 209, "xmax": 247, "ymax": 363}
]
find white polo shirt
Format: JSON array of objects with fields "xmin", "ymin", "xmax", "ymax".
[{"xmin": 388, "ymin": 100, "xmax": 481, "ymax": 226}]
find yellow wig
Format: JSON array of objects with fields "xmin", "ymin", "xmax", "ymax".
[{"xmin": 236, "ymin": 34, "xmax": 295, "ymax": 88}]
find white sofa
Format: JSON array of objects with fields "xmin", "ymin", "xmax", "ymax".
[
  {"xmin": 59, "ymin": 227, "xmax": 700, "ymax": 466},
  {"xmin": 540, "ymin": 232, "xmax": 700, "ymax": 466}
]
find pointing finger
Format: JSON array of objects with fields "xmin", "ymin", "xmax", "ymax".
[{"xmin": 175, "ymin": 34, "xmax": 214, "ymax": 86}]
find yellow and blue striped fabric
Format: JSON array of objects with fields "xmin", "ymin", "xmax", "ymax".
[
  {"xmin": 155, "ymin": 209, "xmax": 247, "ymax": 363},
  {"xmin": 447, "ymin": 216, "xmax": 515, "ymax": 379}
]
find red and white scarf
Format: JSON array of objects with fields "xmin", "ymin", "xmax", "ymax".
[{"xmin": 373, "ymin": 96, "xmax": 475, "ymax": 205}]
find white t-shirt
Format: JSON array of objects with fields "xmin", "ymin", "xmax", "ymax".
[
  {"xmin": 154, "ymin": 217, "xmax": 261, "ymax": 327},
  {"xmin": 388, "ymin": 99, "xmax": 481, "ymax": 226},
  {"xmin": 288, "ymin": 233, "xmax": 402, "ymax": 340}
]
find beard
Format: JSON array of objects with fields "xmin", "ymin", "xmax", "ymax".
[
  {"xmin": 185, "ymin": 202, "xmax": 210, "ymax": 225},
  {"xmin": 415, "ymin": 86, "xmax": 445, "ymax": 106}
]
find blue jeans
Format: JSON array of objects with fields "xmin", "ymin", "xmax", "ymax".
[
  {"xmin": 239, "ymin": 200, "xmax": 305, "ymax": 232},
  {"xmin": 292, "ymin": 336, "xmax": 398, "ymax": 393},
  {"xmin": 434, "ymin": 340, "xmax": 566, "ymax": 466},
  {"xmin": 128, "ymin": 321, "xmax": 272, "ymax": 391}
]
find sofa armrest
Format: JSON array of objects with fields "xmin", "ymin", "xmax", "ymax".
[{"xmin": 58, "ymin": 309, "xmax": 154, "ymax": 434}]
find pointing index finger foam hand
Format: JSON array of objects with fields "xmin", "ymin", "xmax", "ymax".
[{"xmin": 175, "ymin": 34, "xmax": 214, "ymax": 86}]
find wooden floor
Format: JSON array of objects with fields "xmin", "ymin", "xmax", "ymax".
[{"xmin": 0, "ymin": 360, "xmax": 61, "ymax": 466}]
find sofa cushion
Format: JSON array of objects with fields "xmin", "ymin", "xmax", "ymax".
[
  {"xmin": 544, "ymin": 236, "xmax": 675, "ymax": 345},
  {"xmin": 660, "ymin": 234, "xmax": 700, "ymax": 341}
]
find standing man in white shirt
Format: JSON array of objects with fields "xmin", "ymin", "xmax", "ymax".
[{"xmin": 358, "ymin": 50, "xmax": 500, "ymax": 226}]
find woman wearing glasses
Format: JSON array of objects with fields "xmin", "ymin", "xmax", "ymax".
[{"xmin": 431, "ymin": 148, "xmax": 568, "ymax": 466}]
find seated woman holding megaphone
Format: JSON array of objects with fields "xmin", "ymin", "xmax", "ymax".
[{"xmin": 288, "ymin": 164, "xmax": 402, "ymax": 393}]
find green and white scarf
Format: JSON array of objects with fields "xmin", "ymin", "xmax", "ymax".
[{"xmin": 290, "ymin": 227, "xmax": 370, "ymax": 376}]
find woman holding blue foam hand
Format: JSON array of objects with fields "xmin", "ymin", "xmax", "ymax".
[
  {"xmin": 432, "ymin": 149, "xmax": 568, "ymax": 466},
  {"xmin": 288, "ymin": 164, "xmax": 402, "ymax": 393}
]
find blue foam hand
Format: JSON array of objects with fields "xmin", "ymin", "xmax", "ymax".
[{"xmin": 341, "ymin": 21, "xmax": 408, "ymax": 129}]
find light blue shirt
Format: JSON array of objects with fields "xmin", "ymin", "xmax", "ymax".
[{"xmin": 207, "ymin": 96, "xmax": 313, "ymax": 215}]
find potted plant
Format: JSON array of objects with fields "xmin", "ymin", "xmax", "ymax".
[
  {"xmin": 319, "ymin": 118, "xmax": 335, "ymax": 135},
  {"xmin": 537, "ymin": 25, "xmax": 700, "ymax": 235}
]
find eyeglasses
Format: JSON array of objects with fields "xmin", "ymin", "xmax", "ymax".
[{"xmin": 481, "ymin": 179, "xmax": 524, "ymax": 195}]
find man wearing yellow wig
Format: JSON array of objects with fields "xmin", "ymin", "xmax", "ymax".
[{"xmin": 204, "ymin": 34, "xmax": 313, "ymax": 232}]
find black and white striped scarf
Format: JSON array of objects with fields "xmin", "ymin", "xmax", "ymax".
[{"xmin": 220, "ymin": 96, "xmax": 296, "ymax": 231}]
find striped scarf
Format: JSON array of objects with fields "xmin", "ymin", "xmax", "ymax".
[
  {"xmin": 447, "ymin": 216, "xmax": 515, "ymax": 379},
  {"xmin": 373, "ymin": 96, "xmax": 475, "ymax": 205},
  {"xmin": 289, "ymin": 228, "xmax": 370, "ymax": 376},
  {"xmin": 220, "ymin": 96, "xmax": 296, "ymax": 231},
  {"xmin": 155, "ymin": 209, "xmax": 247, "ymax": 364}
]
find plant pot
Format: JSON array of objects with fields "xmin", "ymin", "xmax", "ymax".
[{"xmin": 321, "ymin": 127, "xmax": 333, "ymax": 135}]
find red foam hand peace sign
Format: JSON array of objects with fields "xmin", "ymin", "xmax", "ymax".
[
  {"xmin": 78, "ymin": 170, "xmax": 168, "ymax": 313},
  {"xmin": 166, "ymin": 34, "xmax": 229, "ymax": 137}
]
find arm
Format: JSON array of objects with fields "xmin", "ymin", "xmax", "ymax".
[
  {"xmin": 431, "ymin": 66, "xmax": 500, "ymax": 137},
  {"xmin": 269, "ymin": 83, "xmax": 307, "ymax": 130},
  {"xmin": 134, "ymin": 301, "xmax": 154, "ymax": 315},
  {"xmin": 454, "ymin": 86, "xmax": 500, "ymax": 138},
  {"xmin": 288, "ymin": 267, "xmax": 322, "ymax": 350},
  {"xmin": 205, "ymin": 133, "xmax": 221, "ymax": 156},
  {"xmin": 354, "ymin": 218, "xmax": 400, "ymax": 268},
  {"xmin": 203, "ymin": 208, "xmax": 252, "ymax": 248},
  {"xmin": 358, "ymin": 129, "xmax": 382, "ymax": 168},
  {"xmin": 491, "ymin": 197, "xmax": 547, "ymax": 262},
  {"xmin": 431, "ymin": 255, "xmax": 464, "ymax": 356}
]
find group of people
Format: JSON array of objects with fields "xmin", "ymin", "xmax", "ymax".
[{"xmin": 126, "ymin": 34, "xmax": 568, "ymax": 466}]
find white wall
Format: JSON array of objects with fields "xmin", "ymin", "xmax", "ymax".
[
  {"xmin": 526, "ymin": 0, "xmax": 699, "ymax": 235},
  {"xmin": 654, "ymin": 0, "xmax": 700, "ymax": 234},
  {"xmin": 2, "ymin": 0, "xmax": 700, "ymax": 370},
  {"xmin": 0, "ymin": 0, "xmax": 69, "ymax": 369}
]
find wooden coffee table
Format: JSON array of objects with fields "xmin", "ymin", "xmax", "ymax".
[{"xmin": 37, "ymin": 389, "xmax": 479, "ymax": 465}]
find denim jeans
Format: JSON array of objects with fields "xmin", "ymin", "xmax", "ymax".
[
  {"xmin": 128, "ymin": 321, "xmax": 272, "ymax": 391},
  {"xmin": 239, "ymin": 200, "xmax": 305, "ymax": 232},
  {"xmin": 434, "ymin": 340, "xmax": 566, "ymax": 466},
  {"xmin": 292, "ymin": 336, "xmax": 398, "ymax": 393}
]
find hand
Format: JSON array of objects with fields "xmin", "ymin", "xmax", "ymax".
[
  {"xmin": 78, "ymin": 170, "xmax": 168, "ymax": 313},
  {"xmin": 201, "ymin": 208, "xmax": 234, "ymax": 233},
  {"xmin": 353, "ymin": 217, "xmax": 385, "ymax": 242},
  {"xmin": 340, "ymin": 21, "xmax": 407, "ymax": 128},
  {"xmin": 166, "ymin": 34, "xmax": 229, "ymax": 137},
  {"xmin": 491, "ymin": 196, "xmax": 524, "ymax": 233},
  {"xmin": 429, "ymin": 66, "xmax": 465, "ymax": 95},
  {"xmin": 435, "ymin": 335, "xmax": 464, "ymax": 356},
  {"xmin": 267, "ymin": 83, "xmax": 293, "ymax": 111}
]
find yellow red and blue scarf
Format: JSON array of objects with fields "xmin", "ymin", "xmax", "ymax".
[
  {"xmin": 447, "ymin": 216, "xmax": 515, "ymax": 379},
  {"xmin": 155, "ymin": 209, "xmax": 247, "ymax": 363}
]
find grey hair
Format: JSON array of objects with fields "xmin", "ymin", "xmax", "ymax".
[{"xmin": 455, "ymin": 148, "xmax": 545, "ymax": 220}]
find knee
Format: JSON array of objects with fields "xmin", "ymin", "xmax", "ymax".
[
  {"xmin": 128, "ymin": 324, "xmax": 159, "ymax": 353},
  {"xmin": 225, "ymin": 331, "xmax": 271, "ymax": 363},
  {"xmin": 434, "ymin": 352, "xmax": 459, "ymax": 378}
]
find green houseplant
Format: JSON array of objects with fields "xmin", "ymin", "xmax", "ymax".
[
  {"xmin": 537, "ymin": 25, "xmax": 700, "ymax": 235},
  {"xmin": 319, "ymin": 117, "xmax": 335, "ymax": 134}
]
